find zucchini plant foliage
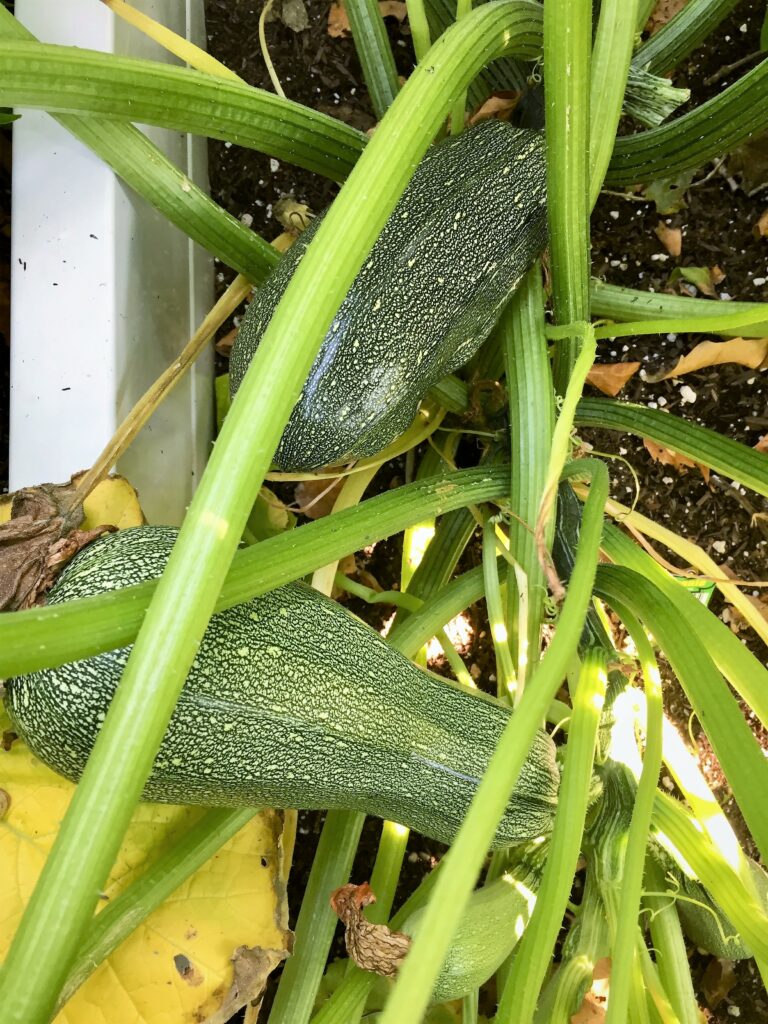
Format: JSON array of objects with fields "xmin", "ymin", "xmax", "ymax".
[{"xmin": 1, "ymin": 2, "xmax": 768, "ymax": 1023}]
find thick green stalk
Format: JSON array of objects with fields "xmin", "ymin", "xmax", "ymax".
[
  {"xmin": 544, "ymin": 0, "xmax": 591, "ymax": 390},
  {"xmin": 589, "ymin": 0, "xmax": 638, "ymax": 206},
  {"xmin": 642, "ymin": 856, "xmax": 702, "ymax": 1024},
  {"xmin": 652, "ymin": 793, "xmax": 768, "ymax": 960},
  {"xmin": 575, "ymin": 397, "xmax": 768, "ymax": 497},
  {"xmin": 267, "ymin": 811, "xmax": 365, "ymax": 1024},
  {"xmin": 57, "ymin": 809, "xmax": 257, "ymax": 1010},
  {"xmin": 501, "ymin": 265, "xmax": 553, "ymax": 674},
  {"xmin": 496, "ymin": 649, "xmax": 608, "ymax": 1024},
  {"xmin": 595, "ymin": 566, "xmax": 768, "ymax": 861},
  {"xmin": 345, "ymin": 0, "xmax": 400, "ymax": 119},
  {"xmin": 607, "ymin": 57, "xmax": 768, "ymax": 185},
  {"xmin": 0, "ymin": 8, "xmax": 277, "ymax": 281},
  {"xmin": 375, "ymin": 461, "xmax": 609, "ymax": 1024},
  {"xmin": 589, "ymin": 280, "xmax": 768, "ymax": 338},
  {"xmin": 633, "ymin": 0, "xmax": 742, "ymax": 77},
  {"xmin": 601, "ymin": 521, "xmax": 768, "ymax": 728},
  {"xmin": 1, "ymin": 465, "xmax": 509, "ymax": 678},
  {"xmin": 0, "ymin": 7, "xmax": 548, "ymax": 1019},
  {"xmin": 0, "ymin": 41, "xmax": 366, "ymax": 180},
  {"xmin": 603, "ymin": 612, "xmax": 663, "ymax": 1024},
  {"xmin": 407, "ymin": 0, "xmax": 433, "ymax": 60}
]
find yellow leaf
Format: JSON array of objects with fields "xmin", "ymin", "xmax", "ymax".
[
  {"xmin": 81, "ymin": 474, "xmax": 145, "ymax": 531},
  {"xmin": 0, "ymin": 711, "xmax": 291, "ymax": 1024},
  {"xmin": 656, "ymin": 336, "xmax": 768, "ymax": 380},
  {"xmin": 586, "ymin": 361, "xmax": 641, "ymax": 397}
]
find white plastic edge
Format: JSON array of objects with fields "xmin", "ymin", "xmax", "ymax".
[{"xmin": 9, "ymin": 0, "xmax": 213, "ymax": 525}]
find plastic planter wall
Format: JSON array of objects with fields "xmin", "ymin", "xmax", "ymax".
[{"xmin": 10, "ymin": 0, "xmax": 213, "ymax": 524}]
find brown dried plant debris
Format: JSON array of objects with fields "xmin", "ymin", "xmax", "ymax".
[
  {"xmin": 0, "ymin": 477, "xmax": 113, "ymax": 611},
  {"xmin": 586, "ymin": 361, "xmax": 641, "ymax": 397},
  {"xmin": 330, "ymin": 882, "xmax": 411, "ymax": 977},
  {"xmin": 201, "ymin": 945, "xmax": 289, "ymax": 1024}
]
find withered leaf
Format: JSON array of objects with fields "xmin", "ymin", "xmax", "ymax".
[
  {"xmin": 667, "ymin": 265, "xmax": 723, "ymax": 297},
  {"xmin": 754, "ymin": 434, "xmax": 768, "ymax": 453},
  {"xmin": 216, "ymin": 327, "xmax": 238, "ymax": 357},
  {"xmin": 645, "ymin": 0, "xmax": 688, "ymax": 34},
  {"xmin": 643, "ymin": 439, "xmax": 710, "ymax": 483},
  {"xmin": 330, "ymin": 882, "xmax": 411, "ymax": 977},
  {"xmin": 586, "ymin": 361, "xmax": 641, "ymax": 397},
  {"xmin": 571, "ymin": 956, "xmax": 611, "ymax": 1022},
  {"xmin": 649, "ymin": 336, "xmax": 768, "ymax": 381},
  {"xmin": 468, "ymin": 91, "xmax": 521, "ymax": 125},
  {"xmin": 294, "ymin": 477, "xmax": 344, "ymax": 519},
  {"xmin": 754, "ymin": 209, "xmax": 768, "ymax": 240},
  {"xmin": 654, "ymin": 221, "xmax": 682, "ymax": 257},
  {"xmin": 701, "ymin": 956, "xmax": 737, "ymax": 1010},
  {"xmin": 328, "ymin": 0, "xmax": 405, "ymax": 37},
  {"xmin": 202, "ymin": 945, "xmax": 289, "ymax": 1024},
  {"xmin": 273, "ymin": 197, "xmax": 314, "ymax": 235}
]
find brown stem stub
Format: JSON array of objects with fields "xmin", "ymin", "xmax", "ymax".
[{"xmin": 330, "ymin": 882, "xmax": 411, "ymax": 978}]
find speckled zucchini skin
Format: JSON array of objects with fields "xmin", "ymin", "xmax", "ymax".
[
  {"xmin": 5, "ymin": 527, "xmax": 560, "ymax": 848},
  {"xmin": 230, "ymin": 120, "xmax": 547, "ymax": 471}
]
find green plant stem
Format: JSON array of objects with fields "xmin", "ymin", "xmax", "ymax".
[
  {"xmin": 544, "ymin": 0, "xmax": 591, "ymax": 391},
  {"xmin": 596, "ymin": 566, "xmax": 768, "ymax": 861},
  {"xmin": 501, "ymin": 264, "xmax": 553, "ymax": 680},
  {"xmin": 0, "ymin": 7, "xmax": 548, "ymax": 1019},
  {"xmin": 603, "ymin": 612, "xmax": 663, "ymax": 1024},
  {"xmin": 642, "ymin": 856, "xmax": 702, "ymax": 1024},
  {"xmin": 652, "ymin": 792, "xmax": 768, "ymax": 960},
  {"xmin": 496, "ymin": 649, "xmax": 608, "ymax": 1024},
  {"xmin": 589, "ymin": 280, "xmax": 768, "ymax": 337},
  {"xmin": 1, "ymin": 465, "xmax": 509, "ymax": 678},
  {"xmin": 375, "ymin": 460, "xmax": 608, "ymax": 1024},
  {"xmin": 450, "ymin": 0, "xmax": 473, "ymax": 132},
  {"xmin": 345, "ymin": 0, "xmax": 400, "ymax": 119},
  {"xmin": 0, "ymin": 41, "xmax": 366, "ymax": 180},
  {"xmin": 483, "ymin": 518, "xmax": 516, "ymax": 699},
  {"xmin": 0, "ymin": 8, "xmax": 276, "ymax": 282},
  {"xmin": 633, "ymin": 0, "xmax": 742, "ymax": 77},
  {"xmin": 575, "ymin": 397, "xmax": 768, "ymax": 497},
  {"xmin": 589, "ymin": 0, "xmax": 638, "ymax": 206},
  {"xmin": 407, "ymin": 0, "xmax": 433, "ymax": 61},
  {"xmin": 57, "ymin": 808, "xmax": 257, "ymax": 1010},
  {"xmin": 266, "ymin": 810, "xmax": 365, "ymax": 1024},
  {"xmin": 607, "ymin": 56, "xmax": 768, "ymax": 185}
]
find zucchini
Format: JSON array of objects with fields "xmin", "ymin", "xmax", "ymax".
[
  {"xmin": 5, "ymin": 526, "xmax": 560, "ymax": 848},
  {"xmin": 401, "ymin": 844, "xmax": 544, "ymax": 1003},
  {"xmin": 230, "ymin": 120, "xmax": 547, "ymax": 471}
]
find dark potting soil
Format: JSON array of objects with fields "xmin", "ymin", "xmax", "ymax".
[{"xmin": 204, "ymin": 1, "xmax": 768, "ymax": 1020}]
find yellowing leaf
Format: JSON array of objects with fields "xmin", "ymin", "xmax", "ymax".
[
  {"xmin": 667, "ymin": 265, "xmax": 723, "ymax": 297},
  {"xmin": 586, "ymin": 361, "xmax": 641, "ymax": 397},
  {"xmin": 81, "ymin": 474, "xmax": 145, "ymax": 531},
  {"xmin": 0, "ymin": 712, "xmax": 291, "ymax": 1024},
  {"xmin": 754, "ymin": 209, "xmax": 768, "ymax": 239},
  {"xmin": 655, "ymin": 336, "xmax": 768, "ymax": 380}
]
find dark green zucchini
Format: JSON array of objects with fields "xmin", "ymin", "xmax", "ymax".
[
  {"xmin": 230, "ymin": 120, "xmax": 547, "ymax": 471},
  {"xmin": 4, "ymin": 526, "xmax": 559, "ymax": 848}
]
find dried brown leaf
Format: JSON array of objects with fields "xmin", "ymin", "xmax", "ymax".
[
  {"xmin": 294, "ymin": 477, "xmax": 344, "ymax": 519},
  {"xmin": 327, "ymin": 3, "xmax": 349, "ymax": 37},
  {"xmin": 645, "ymin": 0, "xmax": 689, "ymax": 34},
  {"xmin": 571, "ymin": 957, "xmax": 611, "ymax": 1022},
  {"xmin": 273, "ymin": 197, "xmax": 313, "ymax": 234},
  {"xmin": 643, "ymin": 439, "xmax": 710, "ymax": 483},
  {"xmin": 754, "ymin": 434, "xmax": 768, "ymax": 453},
  {"xmin": 754, "ymin": 209, "xmax": 768, "ymax": 240},
  {"xmin": 654, "ymin": 336, "xmax": 768, "ymax": 380},
  {"xmin": 586, "ymin": 361, "xmax": 641, "ymax": 397},
  {"xmin": 468, "ymin": 90, "xmax": 522, "ymax": 125},
  {"xmin": 701, "ymin": 957, "xmax": 737, "ymax": 1009},
  {"xmin": 654, "ymin": 221, "xmax": 682, "ymax": 257},
  {"xmin": 330, "ymin": 882, "xmax": 411, "ymax": 977},
  {"xmin": 216, "ymin": 327, "xmax": 238, "ymax": 357},
  {"xmin": 202, "ymin": 945, "xmax": 288, "ymax": 1024},
  {"xmin": 328, "ymin": 0, "xmax": 405, "ymax": 37}
]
